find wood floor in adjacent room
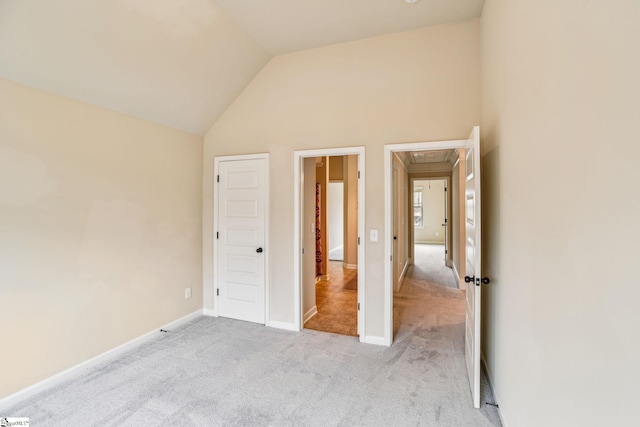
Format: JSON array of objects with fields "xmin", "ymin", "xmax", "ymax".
[{"xmin": 303, "ymin": 261, "xmax": 358, "ymax": 337}]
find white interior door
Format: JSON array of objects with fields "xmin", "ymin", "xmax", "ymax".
[
  {"xmin": 464, "ymin": 126, "xmax": 483, "ymax": 408},
  {"xmin": 392, "ymin": 165, "xmax": 399, "ymax": 289},
  {"xmin": 217, "ymin": 158, "xmax": 267, "ymax": 324}
]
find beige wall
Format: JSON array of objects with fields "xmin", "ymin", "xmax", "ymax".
[
  {"xmin": 302, "ymin": 158, "xmax": 316, "ymax": 317},
  {"xmin": 481, "ymin": 0, "xmax": 640, "ymax": 425},
  {"xmin": 328, "ymin": 156, "xmax": 344, "ymax": 181},
  {"xmin": 413, "ymin": 179, "xmax": 446, "ymax": 244},
  {"xmin": 0, "ymin": 79, "xmax": 203, "ymax": 399},
  {"xmin": 451, "ymin": 151, "xmax": 465, "ymax": 286},
  {"xmin": 342, "ymin": 155, "xmax": 358, "ymax": 269},
  {"xmin": 203, "ymin": 20, "xmax": 481, "ymax": 337}
]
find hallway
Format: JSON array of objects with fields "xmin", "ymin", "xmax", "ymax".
[{"xmin": 409, "ymin": 243, "xmax": 458, "ymax": 289}]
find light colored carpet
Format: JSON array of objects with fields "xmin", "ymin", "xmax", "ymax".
[
  {"xmin": 6, "ymin": 269, "xmax": 501, "ymax": 426},
  {"xmin": 328, "ymin": 245, "xmax": 343, "ymax": 261},
  {"xmin": 410, "ymin": 244, "xmax": 458, "ymax": 289}
]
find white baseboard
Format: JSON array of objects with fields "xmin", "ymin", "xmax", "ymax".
[
  {"xmin": 481, "ymin": 352, "xmax": 506, "ymax": 426},
  {"xmin": 202, "ymin": 308, "xmax": 217, "ymax": 317},
  {"xmin": 453, "ymin": 262, "xmax": 464, "ymax": 290},
  {"xmin": 396, "ymin": 260, "xmax": 409, "ymax": 292},
  {"xmin": 342, "ymin": 263, "xmax": 358, "ymax": 270},
  {"xmin": 267, "ymin": 320, "xmax": 298, "ymax": 331},
  {"xmin": 303, "ymin": 306, "xmax": 318, "ymax": 323},
  {"xmin": 362, "ymin": 335, "xmax": 387, "ymax": 346},
  {"xmin": 0, "ymin": 310, "xmax": 202, "ymax": 412}
]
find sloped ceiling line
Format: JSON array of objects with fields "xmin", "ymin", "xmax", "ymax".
[{"xmin": 0, "ymin": 0, "xmax": 484, "ymax": 135}]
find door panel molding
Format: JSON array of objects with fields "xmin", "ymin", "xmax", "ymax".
[{"xmin": 213, "ymin": 153, "xmax": 270, "ymax": 324}]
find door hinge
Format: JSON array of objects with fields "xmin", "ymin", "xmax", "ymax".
[
  {"xmin": 302, "ymin": 248, "xmax": 304, "ymax": 254},
  {"xmin": 445, "ymin": 250, "xmax": 448, "ymax": 254},
  {"xmin": 358, "ymin": 302, "xmax": 360, "ymax": 311},
  {"xmin": 216, "ymin": 289, "xmax": 219, "ymax": 296},
  {"xmin": 358, "ymin": 237, "xmax": 360, "ymax": 245},
  {"xmin": 216, "ymin": 175, "xmax": 220, "ymax": 183},
  {"xmin": 445, "ymin": 187, "xmax": 447, "ymax": 191},
  {"xmin": 390, "ymin": 255, "xmax": 393, "ymax": 261},
  {"xmin": 216, "ymin": 232, "xmax": 219, "ymax": 239},
  {"xmin": 358, "ymin": 171, "xmax": 360, "ymax": 179}
]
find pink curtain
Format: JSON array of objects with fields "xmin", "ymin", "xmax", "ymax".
[{"xmin": 315, "ymin": 182, "xmax": 323, "ymax": 277}]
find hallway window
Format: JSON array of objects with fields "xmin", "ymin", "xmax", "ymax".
[{"xmin": 414, "ymin": 187, "xmax": 423, "ymax": 227}]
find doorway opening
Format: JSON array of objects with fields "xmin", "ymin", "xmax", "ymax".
[
  {"xmin": 384, "ymin": 127, "xmax": 485, "ymax": 408},
  {"xmin": 411, "ymin": 177, "xmax": 458, "ymax": 290},
  {"xmin": 384, "ymin": 141, "xmax": 467, "ymax": 346},
  {"xmin": 293, "ymin": 147, "xmax": 365, "ymax": 341}
]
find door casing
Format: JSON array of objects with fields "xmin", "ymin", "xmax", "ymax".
[
  {"xmin": 293, "ymin": 147, "xmax": 366, "ymax": 341},
  {"xmin": 384, "ymin": 139, "xmax": 467, "ymax": 346}
]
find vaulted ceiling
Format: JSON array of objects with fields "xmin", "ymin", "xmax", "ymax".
[{"xmin": 0, "ymin": 0, "xmax": 484, "ymax": 135}]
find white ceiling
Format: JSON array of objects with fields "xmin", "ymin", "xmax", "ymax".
[
  {"xmin": 410, "ymin": 149, "xmax": 456, "ymax": 164},
  {"xmin": 0, "ymin": 0, "xmax": 484, "ymax": 135}
]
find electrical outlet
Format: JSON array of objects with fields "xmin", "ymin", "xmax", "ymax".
[{"xmin": 185, "ymin": 287, "xmax": 192, "ymax": 299}]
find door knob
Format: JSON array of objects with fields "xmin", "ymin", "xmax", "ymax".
[
  {"xmin": 465, "ymin": 275, "xmax": 490, "ymax": 286},
  {"xmin": 393, "ymin": 236, "xmax": 397, "ymax": 240},
  {"xmin": 256, "ymin": 247, "xmax": 263, "ymax": 253}
]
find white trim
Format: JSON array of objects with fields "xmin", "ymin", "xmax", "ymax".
[
  {"xmin": 384, "ymin": 139, "xmax": 467, "ymax": 347},
  {"xmin": 213, "ymin": 153, "xmax": 270, "ymax": 325},
  {"xmin": 0, "ymin": 310, "xmax": 202, "ymax": 412},
  {"xmin": 453, "ymin": 262, "xmax": 464, "ymax": 290},
  {"xmin": 267, "ymin": 320, "xmax": 298, "ymax": 331},
  {"xmin": 482, "ymin": 353, "xmax": 506, "ymax": 426},
  {"xmin": 397, "ymin": 260, "xmax": 409, "ymax": 292},
  {"xmin": 362, "ymin": 335, "xmax": 386, "ymax": 346},
  {"xmin": 303, "ymin": 306, "xmax": 318, "ymax": 323},
  {"xmin": 293, "ymin": 146, "xmax": 366, "ymax": 341},
  {"xmin": 203, "ymin": 308, "xmax": 217, "ymax": 317}
]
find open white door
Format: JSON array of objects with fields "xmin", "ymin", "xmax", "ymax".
[
  {"xmin": 443, "ymin": 182, "xmax": 449, "ymax": 267},
  {"xmin": 217, "ymin": 157, "xmax": 267, "ymax": 324},
  {"xmin": 464, "ymin": 126, "xmax": 484, "ymax": 408}
]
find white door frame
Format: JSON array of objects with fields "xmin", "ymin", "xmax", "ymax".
[
  {"xmin": 384, "ymin": 140, "xmax": 466, "ymax": 346},
  {"xmin": 293, "ymin": 147, "xmax": 365, "ymax": 340},
  {"xmin": 409, "ymin": 175, "xmax": 452, "ymax": 266},
  {"xmin": 213, "ymin": 153, "xmax": 270, "ymax": 324}
]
